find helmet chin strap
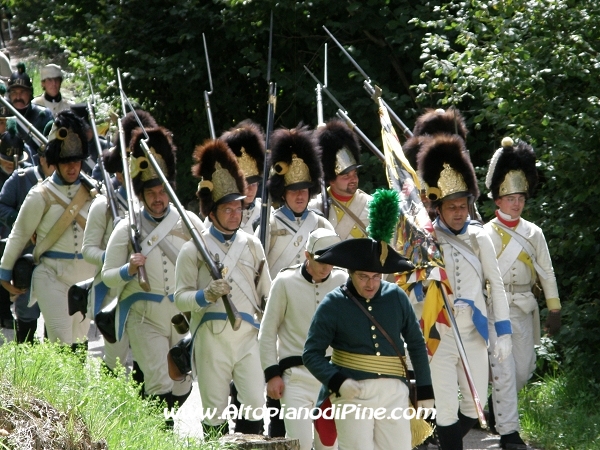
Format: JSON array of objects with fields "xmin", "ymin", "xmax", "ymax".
[
  {"xmin": 56, "ymin": 165, "xmax": 76, "ymax": 185},
  {"xmin": 212, "ymin": 213, "xmax": 240, "ymax": 234},
  {"xmin": 142, "ymin": 193, "xmax": 168, "ymax": 219}
]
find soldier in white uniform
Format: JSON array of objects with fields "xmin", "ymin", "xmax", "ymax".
[
  {"xmin": 483, "ymin": 138, "xmax": 561, "ymax": 450},
  {"xmin": 259, "ymin": 228, "xmax": 345, "ymax": 450},
  {"xmin": 417, "ymin": 134, "xmax": 513, "ymax": 450},
  {"xmin": 0, "ymin": 110, "xmax": 96, "ymax": 346},
  {"xmin": 31, "ymin": 64, "xmax": 73, "ymax": 116},
  {"xmin": 175, "ymin": 140, "xmax": 271, "ymax": 437},
  {"xmin": 102, "ymin": 126, "xmax": 202, "ymax": 417},
  {"xmin": 257, "ymin": 125, "xmax": 334, "ymax": 278},
  {"xmin": 309, "ymin": 119, "xmax": 371, "ymax": 240},
  {"xmin": 220, "ymin": 120, "xmax": 265, "ymax": 234}
]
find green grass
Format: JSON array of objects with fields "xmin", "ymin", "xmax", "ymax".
[
  {"xmin": 0, "ymin": 339, "xmax": 228, "ymax": 449},
  {"xmin": 520, "ymin": 369, "xmax": 600, "ymax": 449}
]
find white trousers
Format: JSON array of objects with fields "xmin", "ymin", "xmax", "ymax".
[
  {"xmin": 126, "ymin": 307, "xmax": 191, "ymax": 397},
  {"xmin": 430, "ymin": 307, "xmax": 488, "ymax": 426},
  {"xmin": 488, "ymin": 302, "xmax": 536, "ymax": 434},
  {"xmin": 103, "ymin": 330, "xmax": 131, "ymax": 371},
  {"xmin": 281, "ymin": 365, "xmax": 336, "ymax": 450},
  {"xmin": 32, "ymin": 258, "xmax": 94, "ymax": 344},
  {"xmin": 332, "ymin": 378, "xmax": 411, "ymax": 450},
  {"xmin": 194, "ymin": 321, "xmax": 264, "ymax": 426}
]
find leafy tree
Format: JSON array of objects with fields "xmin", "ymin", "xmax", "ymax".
[
  {"xmin": 414, "ymin": 0, "xmax": 600, "ymax": 377},
  {"xmin": 9, "ymin": 0, "xmax": 440, "ymax": 204}
]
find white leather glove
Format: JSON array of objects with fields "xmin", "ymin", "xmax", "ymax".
[
  {"xmin": 493, "ymin": 334, "xmax": 512, "ymax": 363},
  {"xmin": 339, "ymin": 379, "xmax": 362, "ymax": 399},
  {"xmin": 416, "ymin": 399, "xmax": 435, "ymax": 418},
  {"xmin": 203, "ymin": 279, "xmax": 231, "ymax": 303}
]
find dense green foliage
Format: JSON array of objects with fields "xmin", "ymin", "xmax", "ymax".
[
  {"xmin": 7, "ymin": 0, "xmax": 600, "ymax": 378},
  {"xmin": 414, "ymin": 0, "xmax": 600, "ymax": 379}
]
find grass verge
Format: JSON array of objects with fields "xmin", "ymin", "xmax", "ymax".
[
  {"xmin": 0, "ymin": 339, "xmax": 227, "ymax": 449},
  {"xmin": 520, "ymin": 367, "xmax": 600, "ymax": 449}
]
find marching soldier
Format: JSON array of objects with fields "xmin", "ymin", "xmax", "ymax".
[
  {"xmin": 7, "ymin": 63, "xmax": 53, "ymax": 160},
  {"xmin": 219, "ymin": 120, "xmax": 265, "ymax": 234},
  {"xmin": 0, "ymin": 130, "xmax": 53, "ymax": 340},
  {"xmin": 102, "ymin": 125, "xmax": 203, "ymax": 416},
  {"xmin": 416, "ymin": 134, "xmax": 512, "ymax": 450},
  {"xmin": 257, "ymin": 125, "xmax": 334, "ymax": 278},
  {"xmin": 0, "ymin": 119, "xmax": 30, "ymax": 328},
  {"xmin": 303, "ymin": 236, "xmax": 433, "ymax": 450},
  {"xmin": 484, "ymin": 137, "xmax": 561, "ymax": 450},
  {"xmin": 259, "ymin": 228, "xmax": 346, "ymax": 449},
  {"xmin": 309, "ymin": 119, "xmax": 372, "ymax": 241},
  {"xmin": 175, "ymin": 140, "xmax": 271, "ymax": 437},
  {"xmin": 0, "ymin": 110, "xmax": 96, "ymax": 346},
  {"xmin": 31, "ymin": 64, "xmax": 73, "ymax": 116}
]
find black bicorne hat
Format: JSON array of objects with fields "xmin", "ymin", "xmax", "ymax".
[
  {"xmin": 315, "ymin": 238, "xmax": 414, "ymax": 274},
  {"xmin": 317, "ymin": 119, "xmax": 361, "ymax": 183},
  {"xmin": 219, "ymin": 120, "xmax": 265, "ymax": 185}
]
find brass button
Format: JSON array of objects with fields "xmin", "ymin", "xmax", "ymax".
[
  {"xmin": 368, "ymin": 306, "xmax": 372, "ymax": 311},
  {"xmin": 376, "ymin": 352, "xmax": 381, "ymax": 356},
  {"xmin": 374, "ymin": 343, "xmax": 379, "ymax": 348},
  {"xmin": 372, "ymin": 334, "xmax": 377, "ymax": 339},
  {"xmin": 371, "ymin": 326, "xmax": 375, "ymax": 331}
]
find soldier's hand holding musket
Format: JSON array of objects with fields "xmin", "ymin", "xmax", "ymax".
[
  {"xmin": 128, "ymin": 252, "xmax": 147, "ymax": 277},
  {"xmin": 0, "ymin": 279, "xmax": 27, "ymax": 296},
  {"xmin": 203, "ymin": 279, "xmax": 231, "ymax": 303}
]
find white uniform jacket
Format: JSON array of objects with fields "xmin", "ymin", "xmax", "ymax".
[
  {"xmin": 257, "ymin": 205, "xmax": 334, "ymax": 278},
  {"xmin": 175, "ymin": 225, "xmax": 271, "ymax": 336},
  {"xmin": 259, "ymin": 263, "xmax": 347, "ymax": 379},
  {"xmin": 433, "ymin": 218, "xmax": 512, "ymax": 341},
  {"xmin": 32, "ymin": 95, "xmax": 73, "ymax": 117},
  {"xmin": 101, "ymin": 205, "xmax": 205, "ymax": 340}
]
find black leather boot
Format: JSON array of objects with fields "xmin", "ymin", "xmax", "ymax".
[
  {"xmin": 500, "ymin": 431, "xmax": 528, "ymax": 449},
  {"xmin": 172, "ymin": 388, "xmax": 192, "ymax": 408},
  {"xmin": 234, "ymin": 417, "xmax": 264, "ymax": 435},
  {"xmin": 154, "ymin": 392, "xmax": 175, "ymax": 428},
  {"xmin": 16, "ymin": 319, "xmax": 37, "ymax": 344},
  {"xmin": 458, "ymin": 411, "xmax": 478, "ymax": 437},
  {"xmin": 266, "ymin": 396, "xmax": 285, "ymax": 437},
  {"xmin": 131, "ymin": 360, "xmax": 145, "ymax": 392},
  {"xmin": 436, "ymin": 421, "xmax": 463, "ymax": 450},
  {"xmin": 488, "ymin": 394, "xmax": 498, "ymax": 434}
]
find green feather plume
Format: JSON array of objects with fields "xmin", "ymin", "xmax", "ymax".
[
  {"xmin": 367, "ymin": 188, "xmax": 399, "ymax": 244},
  {"xmin": 6, "ymin": 118, "xmax": 18, "ymax": 136},
  {"xmin": 0, "ymin": 82, "xmax": 5, "ymax": 96}
]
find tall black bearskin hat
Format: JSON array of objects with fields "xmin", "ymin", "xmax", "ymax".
[
  {"xmin": 45, "ymin": 110, "xmax": 89, "ymax": 166},
  {"xmin": 267, "ymin": 125, "xmax": 322, "ymax": 201},
  {"xmin": 8, "ymin": 62, "xmax": 32, "ymax": 93},
  {"xmin": 70, "ymin": 103, "xmax": 90, "ymax": 127},
  {"xmin": 485, "ymin": 137, "xmax": 538, "ymax": 200},
  {"xmin": 102, "ymin": 147, "xmax": 123, "ymax": 174},
  {"xmin": 114, "ymin": 110, "xmax": 158, "ymax": 155},
  {"xmin": 192, "ymin": 139, "xmax": 246, "ymax": 218},
  {"xmin": 412, "ymin": 108, "xmax": 468, "ymax": 142},
  {"xmin": 0, "ymin": 119, "xmax": 26, "ymax": 163},
  {"xmin": 219, "ymin": 119, "xmax": 265, "ymax": 185},
  {"xmin": 316, "ymin": 119, "xmax": 361, "ymax": 184},
  {"xmin": 129, "ymin": 127, "xmax": 176, "ymax": 196},
  {"xmin": 417, "ymin": 134, "xmax": 479, "ymax": 204},
  {"xmin": 402, "ymin": 135, "xmax": 429, "ymax": 171}
]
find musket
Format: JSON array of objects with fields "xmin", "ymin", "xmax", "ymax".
[
  {"xmin": 0, "ymin": 95, "xmax": 48, "ymax": 151},
  {"xmin": 85, "ymin": 66, "xmax": 121, "ymax": 225},
  {"xmin": 322, "ymin": 26, "xmax": 414, "ymax": 140},
  {"xmin": 202, "ymin": 33, "xmax": 216, "ymax": 139},
  {"xmin": 0, "ymin": 95, "xmax": 100, "ymax": 195},
  {"xmin": 120, "ymin": 90, "xmax": 242, "ymax": 331},
  {"xmin": 304, "ymin": 65, "xmax": 384, "ymax": 161},
  {"xmin": 315, "ymin": 43, "xmax": 329, "ymax": 219},
  {"xmin": 87, "ymin": 101, "xmax": 121, "ymax": 226},
  {"xmin": 258, "ymin": 10, "xmax": 276, "ymax": 249},
  {"xmin": 116, "ymin": 69, "xmax": 150, "ymax": 292},
  {"xmin": 440, "ymin": 283, "xmax": 487, "ymax": 427}
]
